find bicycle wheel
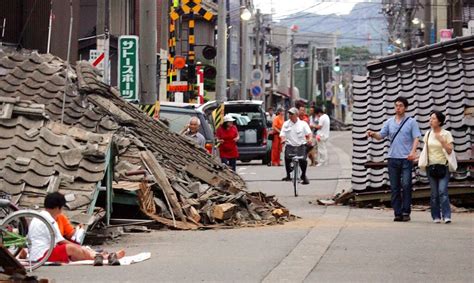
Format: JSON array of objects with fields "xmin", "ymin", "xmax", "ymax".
[
  {"xmin": 293, "ymin": 161, "xmax": 299, "ymax": 197},
  {"xmin": 1, "ymin": 210, "xmax": 55, "ymax": 271}
]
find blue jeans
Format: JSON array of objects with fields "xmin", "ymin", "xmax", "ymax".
[
  {"xmin": 388, "ymin": 158, "xmax": 413, "ymax": 217},
  {"xmin": 221, "ymin": 158, "xmax": 236, "ymax": 171},
  {"xmin": 428, "ymin": 166, "xmax": 451, "ymax": 220}
]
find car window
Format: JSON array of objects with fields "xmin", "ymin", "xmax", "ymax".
[
  {"xmin": 225, "ymin": 105, "xmax": 265, "ymax": 128},
  {"xmin": 160, "ymin": 109, "xmax": 213, "ymax": 142}
]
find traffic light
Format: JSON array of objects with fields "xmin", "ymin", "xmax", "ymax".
[
  {"xmin": 187, "ymin": 64, "xmax": 197, "ymax": 84},
  {"xmin": 333, "ymin": 56, "xmax": 341, "ymax": 72}
]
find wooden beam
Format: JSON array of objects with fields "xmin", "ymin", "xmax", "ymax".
[{"xmin": 140, "ymin": 150, "xmax": 187, "ymax": 224}]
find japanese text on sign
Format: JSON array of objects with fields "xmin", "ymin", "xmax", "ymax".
[{"xmin": 118, "ymin": 36, "xmax": 139, "ymax": 101}]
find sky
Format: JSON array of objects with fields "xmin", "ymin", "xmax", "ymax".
[{"xmin": 254, "ymin": 0, "xmax": 371, "ymax": 19}]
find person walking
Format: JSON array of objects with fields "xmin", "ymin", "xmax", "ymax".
[
  {"xmin": 280, "ymin": 107, "xmax": 312, "ymax": 185},
  {"xmin": 216, "ymin": 115, "xmax": 240, "ymax": 171},
  {"xmin": 419, "ymin": 111, "xmax": 456, "ymax": 224},
  {"xmin": 307, "ymin": 106, "xmax": 319, "ymax": 166},
  {"xmin": 271, "ymin": 108, "xmax": 285, "ymax": 166},
  {"xmin": 298, "ymin": 106, "xmax": 310, "ymax": 124},
  {"xmin": 313, "ymin": 107, "xmax": 330, "ymax": 166},
  {"xmin": 366, "ymin": 97, "xmax": 421, "ymax": 222},
  {"xmin": 266, "ymin": 107, "xmax": 275, "ymax": 124}
]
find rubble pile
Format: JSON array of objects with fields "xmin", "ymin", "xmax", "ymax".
[{"xmin": 0, "ymin": 47, "xmax": 294, "ymax": 230}]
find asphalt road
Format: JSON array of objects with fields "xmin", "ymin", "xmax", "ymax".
[{"xmin": 33, "ymin": 131, "xmax": 474, "ymax": 283}]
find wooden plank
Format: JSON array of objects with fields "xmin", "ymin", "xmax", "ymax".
[
  {"xmin": 185, "ymin": 163, "xmax": 221, "ymax": 186},
  {"xmin": 143, "ymin": 211, "xmax": 199, "ymax": 230},
  {"xmin": 212, "ymin": 203, "xmax": 236, "ymax": 220},
  {"xmin": 140, "ymin": 151, "xmax": 187, "ymax": 223}
]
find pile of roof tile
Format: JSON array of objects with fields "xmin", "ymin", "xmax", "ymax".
[
  {"xmin": 0, "ymin": 47, "xmax": 292, "ymax": 229},
  {"xmin": 351, "ymin": 36, "xmax": 474, "ymax": 196}
]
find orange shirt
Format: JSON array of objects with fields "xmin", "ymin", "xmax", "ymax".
[
  {"xmin": 299, "ymin": 114, "xmax": 310, "ymax": 124},
  {"xmin": 56, "ymin": 213, "xmax": 75, "ymax": 239},
  {"xmin": 272, "ymin": 115, "xmax": 284, "ymax": 133}
]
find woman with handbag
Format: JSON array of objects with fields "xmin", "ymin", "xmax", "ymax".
[{"xmin": 419, "ymin": 111, "xmax": 457, "ymax": 224}]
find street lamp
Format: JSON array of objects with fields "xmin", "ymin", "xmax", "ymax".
[
  {"xmin": 240, "ymin": 6, "xmax": 252, "ymax": 100},
  {"xmin": 240, "ymin": 8, "xmax": 251, "ymax": 21},
  {"xmin": 216, "ymin": 0, "xmax": 227, "ymax": 103}
]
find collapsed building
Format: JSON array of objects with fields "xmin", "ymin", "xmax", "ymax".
[
  {"xmin": 351, "ymin": 36, "xmax": 474, "ymax": 205},
  {"xmin": 0, "ymin": 47, "xmax": 292, "ymax": 233}
]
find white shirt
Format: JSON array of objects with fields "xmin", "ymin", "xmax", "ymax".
[
  {"xmin": 309, "ymin": 115, "xmax": 318, "ymax": 134},
  {"xmin": 28, "ymin": 210, "xmax": 64, "ymax": 261},
  {"xmin": 280, "ymin": 118, "xmax": 312, "ymax": 146},
  {"xmin": 317, "ymin": 114, "xmax": 330, "ymax": 139}
]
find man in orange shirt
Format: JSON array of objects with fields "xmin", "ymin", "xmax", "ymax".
[{"xmin": 271, "ymin": 108, "xmax": 285, "ymax": 166}]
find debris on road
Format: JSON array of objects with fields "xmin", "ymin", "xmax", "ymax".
[{"xmin": 0, "ymin": 47, "xmax": 294, "ymax": 234}]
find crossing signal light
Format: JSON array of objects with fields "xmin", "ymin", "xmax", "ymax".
[
  {"xmin": 333, "ymin": 56, "xmax": 341, "ymax": 72},
  {"xmin": 187, "ymin": 64, "xmax": 197, "ymax": 84},
  {"xmin": 202, "ymin": 45, "xmax": 217, "ymax": 60}
]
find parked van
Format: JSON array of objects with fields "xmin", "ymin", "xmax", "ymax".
[{"xmin": 199, "ymin": 100, "xmax": 271, "ymax": 164}]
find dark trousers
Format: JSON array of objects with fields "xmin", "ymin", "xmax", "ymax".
[
  {"xmin": 284, "ymin": 145, "xmax": 308, "ymax": 178},
  {"xmin": 388, "ymin": 158, "xmax": 413, "ymax": 217},
  {"xmin": 221, "ymin": 158, "xmax": 236, "ymax": 171}
]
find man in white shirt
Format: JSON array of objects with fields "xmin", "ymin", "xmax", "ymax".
[
  {"xmin": 28, "ymin": 192, "xmax": 124, "ymax": 264},
  {"xmin": 280, "ymin": 107, "xmax": 312, "ymax": 184},
  {"xmin": 314, "ymin": 107, "xmax": 330, "ymax": 166}
]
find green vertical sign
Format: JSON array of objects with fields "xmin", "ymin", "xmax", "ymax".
[{"xmin": 118, "ymin": 35, "xmax": 139, "ymax": 101}]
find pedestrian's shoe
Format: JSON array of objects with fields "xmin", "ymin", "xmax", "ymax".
[
  {"xmin": 393, "ymin": 216, "xmax": 403, "ymax": 222},
  {"xmin": 301, "ymin": 176, "xmax": 309, "ymax": 185},
  {"xmin": 402, "ymin": 215, "xmax": 411, "ymax": 222},
  {"xmin": 433, "ymin": 218, "xmax": 441, "ymax": 223},
  {"xmin": 107, "ymin": 253, "xmax": 121, "ymax": 266},
  {"xmin": 281, "ymin": 176, "xmax": 291, "ymax": 181},
  {"xmin": 93, "ymin": 254, "xmax": 104, "ymax": 266},
  {"xmin": 444, "ymin": 218, "xmax": 451, "ymax": 224}
]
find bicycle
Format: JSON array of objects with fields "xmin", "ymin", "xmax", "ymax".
[
  {"xmin": 0, "ymin": 199, "xmax": 55, "ymax": 271},
  {"xmin": 290, "ymin": 155, "xmax": 305, "ymax": 197}
]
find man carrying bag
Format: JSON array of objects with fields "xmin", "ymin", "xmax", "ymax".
[{"xmin": 367, "ymin": 97, "xmax": 421, "ymax": 222}]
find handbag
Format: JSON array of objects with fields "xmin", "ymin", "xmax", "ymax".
[
  {"xmin": 425, "ymin": 131, "xmax": 447, "ymax": 179},
  {"xmin": 268, "ymin": 132, "xmax": 274, "ymax": 141}
]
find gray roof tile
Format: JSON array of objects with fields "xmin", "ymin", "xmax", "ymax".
[{"xmin": 352, "ymin": 37, "xmax": 474, "ymax": 192}]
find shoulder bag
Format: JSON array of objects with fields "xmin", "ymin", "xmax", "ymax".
[
  {"xmin": 390, "ymin": 117, "xmax": 410, "ymax": 143},
  {"xmin": 425, "ymin": 131, "xmax": 447, "ymax": 179}
]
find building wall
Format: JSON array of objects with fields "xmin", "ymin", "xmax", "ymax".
[{"xmin": 0, "ymin": 0, "xmax": 79, "ymax": 62}]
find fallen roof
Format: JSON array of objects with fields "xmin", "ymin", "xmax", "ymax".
[
  {"xmin": 352, "ymin": 36, "xmax": 474, "ymax": 193},
  {"xmin": 0, "ymin": 97, "xmax": 112, "ymax": 216},
  {"xmin": 0, "ymin": 47, "xmax": 291, "ymax": 229}
]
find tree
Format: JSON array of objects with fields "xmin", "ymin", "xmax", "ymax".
[{"xmin": 337, "ymin": 46, "xmax": 374, "ymax": 61}]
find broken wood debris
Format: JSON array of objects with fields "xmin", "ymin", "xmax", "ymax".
[{"xmin": 128, "ymin": 150, "xmax": 294, "ymax": 230}]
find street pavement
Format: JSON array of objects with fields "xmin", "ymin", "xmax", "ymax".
[{"xmin": 34, "ymin": 131, "xmax": 473, "ymax": 283}]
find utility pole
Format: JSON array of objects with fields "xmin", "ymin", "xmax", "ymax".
[
  {"xmin": 139, "ymin": 0, "xmax": 157, "ymax": 104},
  {"xmin": 424, "ymin": 0, "xmax": 431, "ymax": 45},
  {"xmin": 452, "ymin": 0, "xmax": 463, "ymax": 37},
  {"xmin": 216, "ymin": 0, "xmax": 227, "ymax": 103},
  {"xmin": 158, "ymin": 0, "xmax": 169, "ymax": 102},
  {"xmin": 255, "ymin": 9, "xmax": 261, "ymax": 73},
  {"xmin": 261, "ymin": 27, "xmax": 266, "ymax": 105},
  {"xmin": 96, "ymin": 0, "xmax": 110, "ymax": 84},
  {"xmin": 240, "ymin": 14, "xmax": 249, "ymax": 100},
  {"xmin": 269, "ymin": 56, "xmax": 275, "ymax": 107},
  {"xmin": 289, "ymin": 33, "xmax": 295, "ymax": 107}
]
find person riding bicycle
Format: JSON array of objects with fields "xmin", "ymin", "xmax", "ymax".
[{"xmin": 280, "ymin": 107, "xmax": 312, "ymax": 185}]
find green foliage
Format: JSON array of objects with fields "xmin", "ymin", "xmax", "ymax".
[{"xmin": 337, "ymin": 46, "xmax": 374, "ymax": 61}]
